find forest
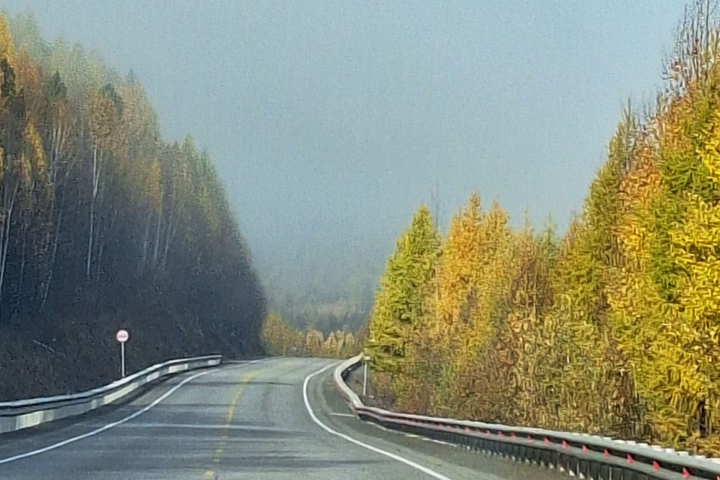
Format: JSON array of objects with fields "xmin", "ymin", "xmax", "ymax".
[
  {"xmin": 258, "ymin": 243, "xmax": 383, "ymax": 334},
  {"xmin": 365, "ymin": 0, "xmax": 720, "ymax": 456},
  {"xmin": 0, "ymin": 13, "xmax": 266, "ymax": 400},
  {"xmin": 260, "ymin": 313, "xmax": 364, "ymax": 359}
]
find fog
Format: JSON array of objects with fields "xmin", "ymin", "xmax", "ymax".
[{"xmin": 0, "ymin": 0, "xmax": 687, "ymax": 330}]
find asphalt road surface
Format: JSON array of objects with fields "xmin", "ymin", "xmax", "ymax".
[{"xmin": 0, "ymin": 357, "xmax": 560, "ymax": 479}]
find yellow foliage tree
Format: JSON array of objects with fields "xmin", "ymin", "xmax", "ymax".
[
  {"xmin": 358, "ymin": 0, "xmax": 720, "ymax": 456},
  {"xmin": 305, "ymin": 329, "xmax": 324, "ymax": 357},
  {"xmin": 261, "ymin": 314, "xmax": 303, "ymax": 356}
]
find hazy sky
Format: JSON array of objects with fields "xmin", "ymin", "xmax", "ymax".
[{"xmin": 0, "ymin": 0, "xmax": 688, "ymax": 279}]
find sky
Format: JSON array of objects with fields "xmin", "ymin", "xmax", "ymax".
[{"xmin": 0, "ymin": 0, "xmax": 690, "ymax": 289}]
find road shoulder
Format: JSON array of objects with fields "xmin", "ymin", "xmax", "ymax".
[{"xmin": 308, "ymin": 362, "xmax": 561, "ymax": 480}]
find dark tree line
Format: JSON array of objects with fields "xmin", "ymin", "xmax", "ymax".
[{"xmin": 0, "ymin": 13, "xmax": 266, "ymax": 400}]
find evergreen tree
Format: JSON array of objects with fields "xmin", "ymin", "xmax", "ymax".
[{"xmin": 366, "ymin": 205, "xmax": 440, "ymax": 374}]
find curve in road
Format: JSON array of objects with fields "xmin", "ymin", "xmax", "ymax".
[{"xmin": 0, "ymin": 357, "xmax": 560, "ymax": 480}]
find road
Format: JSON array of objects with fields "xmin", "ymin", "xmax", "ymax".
[{"xmin": 0, "ymin": 357, "xmax": 559, "ymax": 479}]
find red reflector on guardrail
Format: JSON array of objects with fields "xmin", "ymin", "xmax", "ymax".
[
  {"xmin": 562, "ymin": 440, "xmax": 568, "ymax": 449},
  {"xmin": 582, "ymin": 446, "xmax": 588, "ymax": 453},
  {"xmin": 653, "ymin": 461, "xmax": 659, "ymax": 470},
  {"xmin": 682, "ymin": 468, "xmax": 690, "ymax": 478},
  {"xmin": 544, "ymin": 437, "xmax": 550, "ymax": 445},
  {"xmin": 604, "ymin": 449, "xmax": 609, "ymax": 457},
  {"xmin": 627, "ymin": 454, "xmax": 633, "ymax": 464}
]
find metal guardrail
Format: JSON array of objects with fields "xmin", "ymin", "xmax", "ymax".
[
  {"xmin": 335, "ymin": 353, "xmax": 720, "ymax": 480},
  {"xmin": 0, "ymin": 355, "xmax": 222, "ymax": 435}
]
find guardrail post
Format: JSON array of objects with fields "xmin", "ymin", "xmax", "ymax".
[
  {"xmin": 552, "ymin": 450, "xmax": 559, "ymax": 468},
  {"xmin": 578, "ymin": 457, "xmax": 590, "ymax": 479},
  {"xmin": 518, "ymin": 445, "xmax": 527, "ymax": 462},
  {"xmin": 568, "ymin": 455, "xmax": 578, "ymax": 476},
  {"xmin": 530, "ymin": 447, "xmax": 541, "ymax": 465},
  {"xmin": 558, "ymin": 453, "xmax": 569, "ymax": 473},
  {"xmin": 611, "ymin": 466, "xmax": 625, "ymax": 480},
  {"xmin": 363, "ymin": 356, "xmax": 369, "ymax": 397}
]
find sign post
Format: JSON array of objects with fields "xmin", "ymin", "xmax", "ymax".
[
  {"xmin": 116, "ymin": 329, "xmax": 129, "ymax": 378},
  {"xmin": 363, "ymin": 354, "xmax": 370, "ymax": 397}
]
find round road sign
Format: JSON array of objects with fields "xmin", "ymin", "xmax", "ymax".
[{"xmin": 116, "ymin": 329, "xmax": 129, "ymax": 343}]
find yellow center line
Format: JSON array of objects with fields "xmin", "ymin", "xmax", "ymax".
[{"xmin": 204, "ymin": 371, "xmax": 259, "ymax": 478}]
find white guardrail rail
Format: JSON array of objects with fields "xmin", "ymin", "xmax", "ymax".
[
  {"xmin": 0, "ymin": 355, "xmax": 222, "ymax": 435},
  {"xmin": 335, "ymin": 353, "xmax": 720, "ymax": 480}
]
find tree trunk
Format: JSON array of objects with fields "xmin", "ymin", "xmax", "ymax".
[
  {"xmin": 94, "ymin": 179, "xmax": 111, "ymax": 284},
  {"xmin": 139, "ymin": 207, "xmax": 152, "ymax": 274},
  {"xmin": 86, "ymin": 144, "xmax": 100, "ymax": 280},
  {"xmin": 0, "ymin": 179, "xmax": 20, "ymax": 300},
  {"xmin": 152, "ymin": 200, "xmax": 163, "ymax": 267},
  {"xmin": 40, "ymin": 196, "xmax": 64, "ymax": 312}
]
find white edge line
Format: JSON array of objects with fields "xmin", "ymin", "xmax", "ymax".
[
  {"xmin": 0, "ymin": 359, "xmax": 262, "ymax": 465},
  {"xmin": 303, "ymin": 362, "xmax": 454, "ymax": 480}
]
